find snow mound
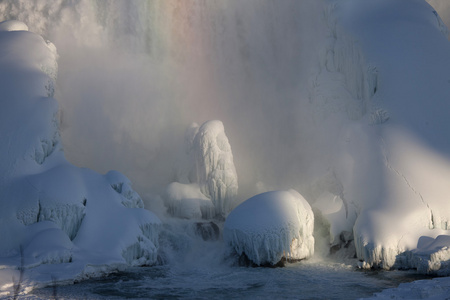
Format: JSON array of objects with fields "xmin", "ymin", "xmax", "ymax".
[
  {"xmin": 0, "ymin": 20, "xmax": 28, "ymax": 32},
  {"xmin": 0, "ymin": 22, "xmax": 161, "ymax": 295},
  {"xmin": 164, "ymin": 120, "xmax": 238, "ymax": 219},
  {"xmin": 224, "ymin": 190, "xmax": 314, "ymax": 266}
]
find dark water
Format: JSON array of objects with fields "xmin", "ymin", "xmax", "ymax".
[{"xmin": 27, "ymin": 259, "xmax": 432, "ymax": 300}]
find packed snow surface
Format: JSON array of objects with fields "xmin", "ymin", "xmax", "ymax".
[
  {"xmin": 224, "ymin": 190, "xmax": 314, "ymax": 266},
  {"xmin": 0, "ymin": 22, "xmax": 161, "ymax": 296}
]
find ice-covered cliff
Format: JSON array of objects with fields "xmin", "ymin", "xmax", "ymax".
[
  {"xmin": 0, "ymin": 21, "xmax": 161, "ymax": 296},
  {"xmin": 310, "ymin": 0, "xmax": 450, "ymax": 271}
]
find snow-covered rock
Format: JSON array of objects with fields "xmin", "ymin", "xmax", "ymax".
[
  {"xmin": 224, "ymin": 190, "xmax": 314, "ymax": 266},
  {"xmin": 0, "ymin": 22, "xmax": 161, "ymax": 295}
]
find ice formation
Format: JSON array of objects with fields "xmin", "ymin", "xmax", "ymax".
[
  {"xmin": 164, "ymin": 120, "xmax": 238, "ymax": 219},
  {"xmin": 309, "ymin": 0, "xmax": 450, "ymax": 272},
  {"xmin": 224, "ymin": 190, "xmax": 314, "ymax": 266},
  {"xmin": 0, "ymin": 21, "xmax": 161, "ymax": 295},
  {"xmin": 406, "ymin": 235, "xmax": 450, "ymax": 275}
]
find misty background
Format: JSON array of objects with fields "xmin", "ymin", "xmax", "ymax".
[{"xmin": 0, "ymin": 0, "xmax": 448, "ymax": 211}]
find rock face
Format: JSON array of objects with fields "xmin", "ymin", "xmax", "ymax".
[
  {"xmin": 0, "ymin": 21, "xmax": 161, "ymax": 285},
  {"xmin": 164, "ymin": 120, "xmax": 238, "ymax": 220},
  {"xmin": 194, "ymin": 222, "xmax": 220, "ymax": 241},
  {"xmin": 224, "ymin": 190, "xmax": 314, "ymax": 266}
]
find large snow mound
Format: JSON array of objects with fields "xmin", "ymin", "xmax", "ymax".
[
  {"xmin": 224, "ymin": 190, "xmax": 314, "ymax": 266},
  {"xmin": 309, "ymin": 0, "xmax": 450, "ymax": 271},
  {"xmin": 0, "ymin": 23, "xmax": 161, "ymax": 296}
]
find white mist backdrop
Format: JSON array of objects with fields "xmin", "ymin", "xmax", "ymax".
[
  {"xmin": 0, "ymin": 0, "xmax": 328, "ymax": 207},
  {"xmin": 1, "ymin": 0, "xmax": 449, "ymax": 210}
]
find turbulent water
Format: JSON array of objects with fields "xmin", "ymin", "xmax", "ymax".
[
  {"xmin": 19, "ymin": 219, "xmax": 435, "ymax": 299},
  {"xmin": 27, "ymin": 262, "xmax": 431, "ymax": 300}
]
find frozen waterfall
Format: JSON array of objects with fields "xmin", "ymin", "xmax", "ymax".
[{"xmin": 2, "ymin": 1, "xmax": 450, "ymax": 297}]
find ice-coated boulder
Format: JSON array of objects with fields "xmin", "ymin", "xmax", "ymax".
[
  {"xmin": 224, "ymin": 190, "xmax": 314, "ymax": 266},
  {"xmin": 0, "ymin": 22, "xmax": 161, "ymax": 292},
  {"xmin": 164, "ymin": 120, "xmax": 238, "ymax": 219}
]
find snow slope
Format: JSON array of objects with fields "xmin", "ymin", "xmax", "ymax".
[
  {"xmin": 310, "ymin": 0, "xmax": 450, "ymax": 271},
  {"xmin": 0, "ymin": 21, "xmax": 161, "ymax": 297},
  {"xmin": 224, "ymin": 190, "xmax": 314, "ymax": 266}
]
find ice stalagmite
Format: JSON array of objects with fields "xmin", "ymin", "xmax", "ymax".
[{"xmin": 164, "ymin": 120, "xmax": 238, "ymax": 219}]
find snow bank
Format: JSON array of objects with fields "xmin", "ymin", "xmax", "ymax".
[
  {"xmin": 164, "ymin": 120, "xmax": 238, "ymax": 219},
  {"xmin": 0, "ymin": 22, "xmax": 161, "ymax": 296},
  {"xmin": 310, "ymin": 0, "xmax": 450, "ymax": 271},
  {"xmin": 366, "ymin": 276, "xmax": 450, "ymax": 300},
  {"xmin": 224, "ymin": 190, "xmax": 314, "ymax": 266}
]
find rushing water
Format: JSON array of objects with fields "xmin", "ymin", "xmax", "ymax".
[{"xmin": 27, "ymin": 260, "xmax": 432, "ymax": 300}]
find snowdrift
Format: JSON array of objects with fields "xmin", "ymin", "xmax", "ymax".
[
  {"xmin": 310, "ymin": 0, "xmax": 450, "ymax": 271},
  {"xmin": 0, "ymin": 20, "xmax": 161, "ymax": 295},
  {"xmin": 224, "ymin": 190, "xmax": 314, "ymax": 266}
]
